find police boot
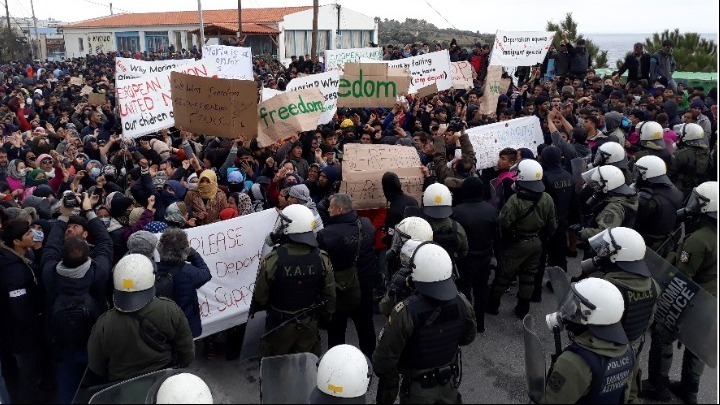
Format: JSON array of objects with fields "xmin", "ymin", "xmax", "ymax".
[
  {"xmin": 514, "ymin": 299, "xmax": 530, "ymax": 319},
  {"xmin": 640, "ymin": 377, "xmax": 671, "ymax": 402},
  {"xmin": 530, "ymin": 287, "xmax": 542, "ymax": 303},
  {"xmin": 486, "ymin": 295, "xmax": 500, "ymax": 316},
  {"xmin": 670, "ymin": 381, "xmax": 698, "ymax": 404}
]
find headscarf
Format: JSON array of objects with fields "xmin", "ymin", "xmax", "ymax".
[
  {"xmin": 186, "ymin": 172, "xmax": 199, "ymax": 191},
  {"xmin": 231, "ymin": 192, "xmax": 254, "ymax": 216},
  {"xmin": 110, "ymin": 196, "xmax": 134, "ymax": 227},
  {"xmin": 197, "ymin": 170, "xmax": 219, "ymax": 199},
  {"xmin": 165, "ymin": 202, "xmax": 187, "ymax": 226},
  {"xmin": 161, "ymin": 180, "xmax": 187, "ymax": 206},
  {"xmin": 7, "ymin": 159, "xmax": 27, "ymax": 182},
  {"xmin": 26, "ymin": 169, "xmax": 48, "ymax": 187},
  {"xmin": 128, "ymin": 207, "xmax": 145, "ymax": 227}
]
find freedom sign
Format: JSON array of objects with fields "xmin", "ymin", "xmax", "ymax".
[
  {"xmin": 489, "ymin": 31, "xmax": 554, "ymax": 66},
  {"xmin": 202, "ymin": 45, "xmax": 254, "ymax": 80},
  {"xmin": 362, "ymin": 50, "xmax": 452, "ymax": 94},
  {"xmin": 114, "ymin": 57, "xmax": 194, "ymax": 80},
  {"xmin": 466, "ymin": 116, "xmax": 545, "ymax": 170},
  {"xmin": 260, "ymin": 71, "xmax": 341, "ymax": 125},
  {"xmin": 324, "ymin": 47, "xmax": 383, "ymax": 71},
  {"xmin": 116, "ymin": 60, "xmax": 218, "ymax": 138}
]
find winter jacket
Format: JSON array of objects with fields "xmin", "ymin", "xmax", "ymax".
[
  {"xmin": 317, "ymin": 211, "xmax": 377, "ymax": 285},
  {"xmin": 184, "ymin": 189, "xmax": 228, "ymax": 226}
]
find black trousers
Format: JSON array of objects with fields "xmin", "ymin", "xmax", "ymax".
[
  {"xmin": 456, "ymin": 254, "xmax": 492, "ymax": 331},
  {"xmin": 535, "ymin": 225, "xmax": 568, "ymax": 293},
  {"xmin": 327, "ymin": 280, "xmax": 377, "ymax": 358}
]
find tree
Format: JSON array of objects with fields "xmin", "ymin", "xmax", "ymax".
[
  {"xmin": 644, "ymin": 29, "xmax": 716, "ymax": 72},
  {"xmin": 546, "ymin": 13, "xmax": 609, "ymax": 68},
  {"xmin": 0, "ymin": 28, "xmax": 28, "ymax": 61}
]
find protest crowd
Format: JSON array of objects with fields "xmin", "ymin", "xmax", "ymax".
[{"xmin": 0, "ymin": 30, "xmax": 717, "ymax": 405}]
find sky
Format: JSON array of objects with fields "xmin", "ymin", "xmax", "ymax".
[{"xmin": 11, "ymin": 0, "xmax": 720, "ymax": 34}]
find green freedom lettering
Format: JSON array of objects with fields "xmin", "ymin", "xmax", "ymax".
[
  {"xmin": 259, "ymin": 95, "xmax": 323, "ymax": 127},
  {"xmin": 339, "ymin": 69, "xmax": 397, "ymax": 99}
]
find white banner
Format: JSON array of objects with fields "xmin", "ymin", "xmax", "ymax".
[
  {"xmin": 116, "ymin": 59, "xmax": 218, "ymax": 138},
  {"xmin": 324, "ymin": 47, "xmax": 382, "ymax": 71},
  {"xmin": 114, "ymin": 57, "xmax": 194, "ymax": 81},
  {"xmin": 170, "ymin": 209, "xmax": 279, "ymax": 338},
  {"xmin": 202, "ymin": 45, "xmax": 254, "ymax": 80},
  {"xmin": 260, "ymin": 71, "xmax": 340, "ymax": 124},
  {"xmin": 466, "ymin": 116, "xmax": 545, "ymax": 170},
  {"xmin": 489, "ymin": 31, "xmax": 554, "ymax": 67},
  {"xmin": 362, "ymin": 50, "xmax": 452, "ymax": 94}
]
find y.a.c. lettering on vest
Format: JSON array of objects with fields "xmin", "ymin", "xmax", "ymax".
[{"xmin": 283, "ymin": 265, "xmax": 317, "ymax": 277}]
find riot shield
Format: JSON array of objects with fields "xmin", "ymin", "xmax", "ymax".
[
  {"xmin": 260, "ymin": 352, "xmax": 319, "ymax": 404},
  {"xmin": 645, "ymin": 248, "xmax": 717, "ymax": 368},
  {"xmin": 546, "ymin": 266, "xmax": 571, "ymax": 307},
  {"xmin": 240, "ymin": 310, "xmax": 267, "ymax": 362},
  {"xmin": 88, "ymin": 369, "xmax": 177, "ymax": 404},
  {"xmin": 523, "ymin": 315, "xmax": 546, "ymax": 404},
  {"xmin": 571, "ymin": 157, "xmax": 589, "ymax": 194},
  {"xmin": 490, "ymin": 177, "xmax": 505, "ymax": 209}
]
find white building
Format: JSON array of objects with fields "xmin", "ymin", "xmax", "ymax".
[{"xmin": 62, "ymin": 5, "xmax": 378, "ymax": 64}]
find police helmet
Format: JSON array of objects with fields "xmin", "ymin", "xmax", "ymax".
[
  {"xmin": 512, "ymin": 159, "xmax": 545, "ymax": 192},
  {"xmin": 310, "ymin": 344, "xmax": 371, "ymax": 403},
  {"xmin": 404, "ymin": 242, "xmax": 457, "ymax": 301},
  {"xmin": 593, "ymin": 141, "xmax": 628, "ymax": 169},
  {"xmin": 391, "ymin": 217, "xmax": 434, "ymax": 253},
  {"xmin": 422, "ymin": 183, "xmax": 453, "ymax": 219},
  {"xmin": 588, "ymin": 227, "xmax": 649, "ymax": 276},
  {"xmin": 113, "ymin": 254, "xmax": 157, "ymax": 313},
  {"xmin": 633, "ymin": 155, "xmax": 671, "ymax": 185},
  {"xmin": 277, "ymin": 204, "xmax": 318, "ymax": 247},
  {"xmin": 156, "ymin": 373, "xmax": 213, "ymax": 404},
  {"xmin": 582, "ymin": 165, "xmax": 634, "ymax": 195}
]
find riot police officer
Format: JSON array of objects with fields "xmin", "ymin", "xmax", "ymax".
[
  {"xmin": 250, "ymin": 204, "xmax": 336, "ymax": 357},
  {"xmin": 633, "ymin": 155, "xmax": 684, "ymax": 251},
  {"xmin": 541, "ymin": 278, "xmax": 635, "ymax": 404},
  {"xmin": 580, "ymin": 227, "xmax": 660, "ymax": 404},
  {"xmin": 488, "ymin": 160, "xmax": 557, "ymax": 319},
  {"xmin": 643, "ymin": 181, "xmax": 718, "ymax": 404},
  {"xmin": 374, "ymin": 243, "xmax": 476, "ymax": 404},
  {"xmin": 155, "ymin": 373, "xmax": 213, "ymax": 404},
  {"xmin": 570, "ymin": 165, "xmax": 638, "ymax": 248},
  {"xmin": 380, "ymin": 217, "xmax": 434, "ymax": 316},
  {"xmin": 668, "ymin": 122, "xmax": 712, "ymax": 197},
  {"xmin": 632, "ymin": 121, "xmax": 673, "ymax": 168},
  {"xmin": 593, "ymin": 141, "xmax": 633, "ymax": 185},
  {"xmin": 310, "ymin": 344, "xmax": 372, "ymax": 404}
]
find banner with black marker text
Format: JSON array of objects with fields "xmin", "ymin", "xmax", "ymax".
[
  {"xmin": 489, "ymin": 31, "xmax": 554, "ymax": 67},
  {"xmin": 466, "ymin": 116, "xmax": 545, "ymax": 170}
]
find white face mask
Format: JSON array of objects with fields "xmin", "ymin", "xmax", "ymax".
[
  {"xmin": 100, "ymin": 217, "xmax": 111, "ymax": 227},
  {"xmin": 188, "ymin": 182, "xmax": 198, "ymax": 191}
]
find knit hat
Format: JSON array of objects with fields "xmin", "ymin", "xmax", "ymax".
[
  {"xmin": 127, "ymin": 231, "xmax": 158, "ymax": 258},
  {"xmin": 128, "ymin": 207, "xmax": 145, "ymax": 227},
  {"xmin": 110, "ymin": 196, "xmax": 134, "ymax": 218},
  {"xmin": 288, "ymin": 184, "xmax": 312, "ymax": 204},
  {"xmin": 144, "ymin": 221, "xmax": 168, "ymax": 234},
  {"xmin": 220, "ymin": 208, "xmax": 239, "ymax": 220},
  {"xmin": 33, "ymin": 184, "xmax": 54, "ymax": 198}
]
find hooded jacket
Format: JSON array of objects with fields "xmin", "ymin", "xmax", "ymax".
[
  {"xmin": 381, "ymin": 172, "xmax": 419, "ymax": 246},
  {"xmin": 0, "ymin": 243, "xmax": 43, "ymax": 353}
]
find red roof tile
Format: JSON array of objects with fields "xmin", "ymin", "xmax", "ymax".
[
  {"xmin": 190, "ymin": 23, "xmax": 280, "ymax": 35},
  {"xmin": 63, "ymin": 6, "xmax": 311, "ymax": 29}
]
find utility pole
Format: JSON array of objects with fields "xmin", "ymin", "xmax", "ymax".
[
  {"xmin": 197, "ymin": 0, "xmax": 205, "ymax": 46},
  {"xmin": 310, "ymin": 0, "xmax": 318, "ymax": 60},
  {"xmin": 236, "ymin": 0, "xmax": 241, "ymax": 43},
  {"xmin": 30, "ymin": 0, "xmax": 40, "ymax": 59},
  {"xmin": 110, "ymin": 2, "xmax": 113, "ymax": 15},
  {"xmin": 4, "ymin": 0, "xmax": 11, "ymax": 35},
  {"xmin": 26, "ymin": 21, "xmax": 33, "ymax": 59}
]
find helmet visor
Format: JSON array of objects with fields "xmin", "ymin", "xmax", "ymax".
[
  {"xmin": 593, "ymin": 150, "xmax": 609, "ymax": 167},
  {"xmin": 390, "ymin": 227, "xmax": 410, "ymax": 253},
  {"xmin": 588, "ymin": 229, "xmax": 619, "ymax": 258},
  {"xmin": 557, "ymin": 284, "xmax": 596, "ymax": 325},
  {"xmin": 686, "ymin": 188, "xmax": 709, "ymax": 215},
  {"xmin": 581, "ymin": 167, "xmax": 603, "ymax": 191}
]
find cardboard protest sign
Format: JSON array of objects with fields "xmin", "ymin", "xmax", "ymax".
[
  {"xmin": 116, "ymin": 59, "xmax": 218, "ymax": 138},
  {"xmin": 362, "ymin": 50, "xmax": 452, "ymax": 94},
  {"xmin": 489, "ymin": 31, "xmax": 554, "ymax": 66},
  {"xmin": 337, "ymin": 63, "xmax": 410, "ymax": 108},
  {"xmin": 260, "ymin": 71, "xmax": 340, "ymax": 125},
  {"xmin": 150, "ymin": 209, "xmax": 278, "ymax": 338},
  {"xmin": 87, "ymin": 33, "xmax": 113, "ymax": 55},
  {"xmin": 69, "ymin": 77, "xmax": 83, "ymax": 86},
  {"xmin": 478, "ymin": 66, "xmax": 511, "ymax": 115},
  {"xmin": 171, "ymin": 73, "xmax": 258, "ymax": 139},
  {"xmin": 451, "ymin": 61, "xmax": 475, "ymax": 90},
  {"xmin": 341, "ymin": 144, "xmax": 424, "ymax": 209},
  {"xmin": 114, "ymin": 57, "xmax": 194, "ymax": 80},
  {"xmin": 202, "ymin": 45, "xmax": 254, "ymax": 80},
  {"xmin": 466, "ymin": 116, "xmax": 544, "ymax": 170},
  {"xmin": 256, "ymin": 88, "xmax": 325, "ymax": 147},
  {"xmin": 87, "ymin": 92, "xmax": 106, "ymax": 106},
  {"xmin": 79, "ymin": 85, "xmax": 94, "ymax": 96},
  {"xmin": 324, "ymin": 47, "xmax": 383, "ymax": 71}
]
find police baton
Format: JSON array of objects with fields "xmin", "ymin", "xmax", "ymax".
[{"xmin": 261, "ymin": 300, "xmax": 328, "ymax": 340}]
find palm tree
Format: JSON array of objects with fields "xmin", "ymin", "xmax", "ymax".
[
  {"xmin": 546, "ymin": 13, "xmax": 609, "ymax": 68},
  {"xmin": 640, "ymin": 29, "xmax": 717, "ymax": 72}
]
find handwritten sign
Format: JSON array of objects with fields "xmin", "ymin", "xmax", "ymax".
[
  {"xmin": 171, "ymin": 73, "xmax": 258, "ymax": 139},
  {"xmin": 202, "ymin": 45, "xmax": 254, "ymax": 80},
  {"xmin": 466, "ymin": 116, "xmax": 545, "ymax": 170},
  {"xmin": 256, "ymin": 88, "xmax": 325, "ymax": 147},
  {"xmin": 260, "ymin": 71, "xmax": 340, "ymax": 125},
  {"xmin": 341, "ymin": 144, "xmax": 424, "ymax": 209},
  {"xmin": 87, "ymin": 92, "xmax": 106, "ymax": 106},
  {"xmin": 324, "ymin": 47, "xmax": 383, "ymax": 71},
  {"xmin": 87, "ymin": 33, "xmax": 113, "ymax": 55},
  {"xmin": 114, "ymin": 57, "xmax": 194, "ymax": 80},
  {"xmin": 362, "ymin": 50, "xmax": 452, "ymax": 94},
  {"xmin": 451, "ymin": 61, "xmax": 475, "ymax": 90},
  {"xmin": 489, "ymin": 30, "xmax": 554, "ymax": 67},
  {"xmin": 80, "ymin": 85, "xmax": 94, "ymax": 96},
  {"xmin": 116, "ymin": 59, "xmax": 218, "ymax": 138},
  {"xmin": 69, "ymin": 77, "xmax": 83, "ymax": 86},
  {"xmin": 337, "ymin": 63, "xmax": 410, "ymax": 108},
  {"xmin": 150, "ymin": 209, "xmax": 278, "ymax": 338},
  {"xmin": 478, "ymin": 66, "xmax": 511, "ymax": 115}
]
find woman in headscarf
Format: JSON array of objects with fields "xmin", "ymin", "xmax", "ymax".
[
  {"xmin": 25, "ymin": 169, "xmax": 47, "ymax": 188},
  {"xmin": 184, "ymin": 170, "xmax": 228, "ymax": 226},
  {"xmin": 165, "ymin": 202, "xmax": 196, "ymax": 228},
  {"xmin": 229, "ymin": 192, "xmax": 254, "ymax": 217},
  {"xmin": 5, "ymin": 159, "xmax": 29, "ymax": 192}
]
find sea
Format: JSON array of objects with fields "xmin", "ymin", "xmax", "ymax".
[{"xmin": 586, "ymin": 33, "xmax": 718, "ymax": 66}]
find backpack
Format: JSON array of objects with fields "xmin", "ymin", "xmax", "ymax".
[
  {"xmin": 155, "ymin": 265, "xmax": 182, "ymax": 299},
  {"xmin": 50, "ymin": 293, "xmax": 100, "ymax": 349}
]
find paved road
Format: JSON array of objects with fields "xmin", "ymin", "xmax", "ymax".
[{"xmin": 189, "ymin": 256, "xmax": 717, "ymax": 404}]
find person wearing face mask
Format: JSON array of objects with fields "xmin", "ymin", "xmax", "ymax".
[
  {"xmin": 5, "ymin": 159, "xmax": 29, "ymax": 192},
  {"xmin": 227, "ymin": 170, "xmax": 246, "ymax": 194},
  {"xmin": 184, "ymin": 170, "xmax": 228, "ymax": 226},
  {"xmin": 164, "ymin": 202, "xmax": 196, "ymax": 229}
]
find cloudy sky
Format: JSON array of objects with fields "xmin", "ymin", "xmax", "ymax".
[{"xmin": 12, "ymin": 0, "xmax": 719, "ymax": 34}]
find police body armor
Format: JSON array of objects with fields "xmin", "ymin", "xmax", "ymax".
[
  {"xmin": 387, "ymin": 267, "xmax": 413, "ymax": 308},
  {"xmin": 636, "ymin": 186, "xmax": 684, "ymax": 241},
  {"xmin": 586, "ymin": 195, "xmax": 637, "ymax": 229},
  {"xmin": 402, "ymin": 294, "xmax": 467, "ymax": 372},
  {"xmin": 673, "ymin": 146, "xmax": 711, "ymax": 193},
  {"xmin": 567, "ymin": 343, "xmax": 635, "ymax": 404},
  {"xmin": 614, "ymin": 280, "xmax": 659, "ymax": 342},
  {"xmin": 432, "ymin": 221, "xmax": 460, "ymax": 261},
  {"xmin": 270, "ymin": 245, "xmax": 324, "ymax": 314}
]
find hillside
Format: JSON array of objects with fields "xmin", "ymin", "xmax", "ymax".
[{"xmin": 378, "ymin": 18, "xmax": 494, "ymax": 49}]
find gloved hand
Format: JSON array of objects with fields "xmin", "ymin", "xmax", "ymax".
[{"xmin": 568, "ymin": 224, "xmax": 584, "ymax": 235}]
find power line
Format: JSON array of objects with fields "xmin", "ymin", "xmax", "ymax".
[
  {"xmin": 79, "ymin": 0, "xmax": 131, "ymax": 14},
  {"xmin": 423, "ymin": 0, "xmax": 458, "ymax": 30}
]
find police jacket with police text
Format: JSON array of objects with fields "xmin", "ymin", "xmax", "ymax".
[
  {"xmin": 600, "ymin": 270, "xmax": 660, "ymax": 343},
  {"xmin": 317, "ymin": 211, "xmax": 376, "ymax": 285}
]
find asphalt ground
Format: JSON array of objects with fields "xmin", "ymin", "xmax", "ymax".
[{"xmin": 188, "ymin": 255, "xmax": 718, "ymax": 404}]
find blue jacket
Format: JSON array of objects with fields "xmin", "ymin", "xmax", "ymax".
[{"xmin": 156, "ymin": 251, "xmax": 212, "ymax": 337}]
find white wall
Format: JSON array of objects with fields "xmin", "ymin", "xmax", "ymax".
[{"xmin": 63, "ymin": 24, "xmax": 200, "ymax": 57}]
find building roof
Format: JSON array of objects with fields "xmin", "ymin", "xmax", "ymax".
[
  {"xmin": 63, "ymin": 6, "xmax": 311, "ymax": 29},
  {"xmin": 189, "ymin": 23, "xmax": 280, "ymax": 36}
]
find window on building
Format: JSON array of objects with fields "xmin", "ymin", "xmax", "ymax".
[
  {"xmin": 116, "ymin": 31, "xmax": 140, "ymax": 53},
  {"xmin": 145, "ymin": 31, "xmax": 169, "ymax": 54},
  {"xmin": 78, "ymin": 38, "xmax": 84, "ymax": 52},
  {"xmin": 337, "ymin": 30, "xmax": 373, "ymax": 49},
  {"xmin": 186, "ymin": 32, "xmax": 194, "ymax": 50},
  {"xmin": 174, "ymin": 32, "xmax": 182, "ymax": 51},
  {"xmin": 284, "ymin": 30, "xmax": 330, "ymax": 58}
]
